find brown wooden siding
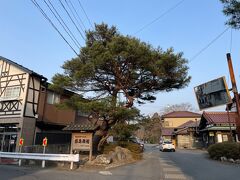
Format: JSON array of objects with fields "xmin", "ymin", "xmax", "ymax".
[
  {"xmin": 37, "ymin": 86, "xmax": 46, "ymax": 121},
  {"xmin": 43, "ymin": 104, "xmax": 75, "ymax": 125},
  {"xmin": 37, "ymin": 89, "xmax": 76, "ymax": 125}
]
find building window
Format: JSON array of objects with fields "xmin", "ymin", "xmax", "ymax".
[
  {"xmin": 222, "ymin": 134, "xmax": 228, "ymax": 142},
  {"xmin": 3, "ymin": 86, "xmax": 20, "ymax": 99},
  {"xmin": 47, "ymin": 92, "xmax": 60, "ymax": 104},
  {"xmin": 164, "ymin": 121, "xmax": 169, "ymax": 127}
]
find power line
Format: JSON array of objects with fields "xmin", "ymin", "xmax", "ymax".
[
  {"xmin": 64, "ymin": 0, "xmax": 86, "ymax": 33},
  {"xmin": 44, "ymin": 0, "xmax": 81, "ymax": 49},
  {"xmin": 30, "ymin": 0, "xmax": 79, "ymax": 56},
  {"xmin": 77, "ymin": 0, "xmax": 94, "ymax": 29},
  {"xmin": 58, "ymin": 0, "xmax": 86, "ymax": 41},
  {"xmin": 47, "ymin": 0, "xmax": 82, "ymax": 47},
  {"xmin": 68, "ymin": 0, "xmax": 88, "ymax": 31},
  {"xmin": 189, "ymin": 27, "xmax": 230, "ymax": 63},
  {"xmin": 134, "ymin": 0, "xmax": 186, "ymax": 35}
]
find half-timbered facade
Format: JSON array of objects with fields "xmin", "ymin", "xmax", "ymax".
[{"xmin": 0, "ymin": 56, "xmax": 47, "ymax": 152}]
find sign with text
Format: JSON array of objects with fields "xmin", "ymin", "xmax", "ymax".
[
  {"xmin": 194, "ymin": 76, "xmax": 232, "ymax": 110},
  {"xmin": 71, "ymin": 133, "xmax": 92, "ymax": 151}
]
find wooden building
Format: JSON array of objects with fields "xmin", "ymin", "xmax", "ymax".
[
  {"xmin": 0, "ymin": 56, "xmax": 83, "ymax": 152},
  {"xmin": 198, "ymin": 111, "xmax": 237, "ymax": 147},
  {"xmin": 173, "ymin": 120, "xmax": 200, "ymax": 149},
  {"xmin": 161, "ymin": 111, "xmax": 201, "ymax": 128},
  {"xmin": 0, "ymin": 56, "xmax": 47, "ymax": 152},
  {"xmin": 160, "ymin": 111, "xmax": 201, "ymax": 145}
]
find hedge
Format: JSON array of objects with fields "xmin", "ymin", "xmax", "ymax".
[{"xmin": 207, "ymin": 142, "xmax": 240, "ymax": 160}]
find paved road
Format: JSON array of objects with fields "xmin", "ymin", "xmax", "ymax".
[
  {"xmin": 159, "ymin": 148, "xmax": 240, "ymax": 180},
  {"xmin": 0, "ymin": 145, "xmax": 240, "ymax": 180}
]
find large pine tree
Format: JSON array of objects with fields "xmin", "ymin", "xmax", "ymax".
[
  {"xmin": 51, "ymin": 23, "xmax": 191, "ymax": 153},
  {"xmin": 220, "ymin": 0, "xmax": 240, "ymax": 29}
]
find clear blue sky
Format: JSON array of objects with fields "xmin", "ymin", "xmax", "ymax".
[{"xmin": 1, "ymin": 0, "xmax": 240, "ymax": 116}]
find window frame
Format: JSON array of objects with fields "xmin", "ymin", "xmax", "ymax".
[
  {"xmin": 0, "ymin": 86, "xmax": 21, "ymax": 101},
  {"xmin": 47, "ymin": 91, "xmax": 60, "ymax": 105}
]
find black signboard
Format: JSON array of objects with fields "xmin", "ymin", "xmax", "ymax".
[{"xmin": 194, "ymin": 77, "xmax": 232, "ymax": 110}]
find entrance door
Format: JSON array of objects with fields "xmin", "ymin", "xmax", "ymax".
[
  {"xmin": 217, "ymin": 134, "xmax": 223, "ymax": 143},
  {"xmin": 0, "ymin": 124, "xmax": 18, "ymax": 152},
  {"xmin": 0, "ymin": 133, "xmax": 17, "ymax": 152},
  {"xmin": 0, "ymin": 134, "xmax": 3, "ymax": 151},
  {"xmin": 9, "ymin": 134, "xmax": 17, "ymax": 152}
]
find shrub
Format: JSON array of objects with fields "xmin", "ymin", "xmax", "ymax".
[
  {"xmin": 207, "ymin": 142, "xmax": 240, "ymax": 160},
  {"xmin": 102, "ymin": 143, "xmax": 118, "ymax": 154},
  {"xmin": 117, "ymin": 141, "xmax": 143, "ymax": 154},
  {"xmin": 103, "ymin": 141, "xmax": 142, "ymax": 153},
  {"xmin": 102, "ymin": 141, "xmax": 143, "ymax": 160}
]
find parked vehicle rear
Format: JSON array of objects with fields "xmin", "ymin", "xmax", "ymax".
[{"xmin": 159, "ymin": 141, "xmax": 175, "ymax": 152}]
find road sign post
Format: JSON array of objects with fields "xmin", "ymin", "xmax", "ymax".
[
  {"xmin": 18, "ymin": 138, "xmax": 24, "ymax": 166},
  {"xmin": 42, "ymin": 137, "xmax": 47, "ymax": 168}
]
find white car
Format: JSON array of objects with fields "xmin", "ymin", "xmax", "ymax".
[{"xmin": 159, "ymin": 141, "xmax": 175, "ymax": 152}]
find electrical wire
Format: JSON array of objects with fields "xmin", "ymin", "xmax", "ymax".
[
  {"xmin": 68, "ymin": 0, "xmax": 88, "ymax": 31},
  {"xmin": 58, "ymin": 0, "xmax": 86, "ymax": 41},
  {"xmin": 64, "ymin": 0, "xmax": 86, "ymax": 33},
  {"xmin": 77, "ymin": 0, "xmax": 94, "ymax": 29},
  {"xmin": 189, "ymin": 27, "xmax": 230, "ymax": 63},
  {"xmin": 30, "ymin": 0, "xmax": 79, "ymax": 56},
  {"xmin": 134, "ymin": 0, "xmax": 185, "ymax": 35},
  {"xmin": 44, "ymin": 0, "xmax": 81, "ymax": 49},
  {"xmin": 47, "ymin": 0, "xmax": 82, "ymax": 48}
]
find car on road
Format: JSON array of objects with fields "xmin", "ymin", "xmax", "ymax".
[{"xmin": 159, "ymin": 140, "xmax": 175, "ymax": 152}]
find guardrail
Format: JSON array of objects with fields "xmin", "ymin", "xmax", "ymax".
[{"xmin": 0, "ymin": 152, "xmax": 79, "ymax": 169}]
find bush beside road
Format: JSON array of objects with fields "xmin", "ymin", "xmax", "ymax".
[{"xmin": 208, "ymin": 142, "xmax": 240, "ymax": 163}]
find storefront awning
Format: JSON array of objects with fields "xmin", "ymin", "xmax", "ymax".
[{"xmin": 200, "ymin": 126, "xmax": 236, "ymax": 132}]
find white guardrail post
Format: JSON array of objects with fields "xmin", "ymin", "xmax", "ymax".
[{"xmin": 0, "ymin": 152, "xmax": 79, "ymax": 170}]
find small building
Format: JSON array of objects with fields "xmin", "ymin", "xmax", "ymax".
[
  {"xmin": 173, "ymin": 120, "xmax": 200, "ymax": 149},
  {"xmin": 160, "ymin": 111, "xmax": 201, "ymax": 145},
  {"xmin": 198, "ymin": 111, "xmax": 237, "ymax": 147}
]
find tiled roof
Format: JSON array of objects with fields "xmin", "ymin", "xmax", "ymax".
[
  {"xmin": 63, "ymin": 123, "xmax": 98, "ymax": 131},
  {"xmin": 161, "ymin": 111, "xmax": 201, "ymax": 118},
  {"xmin": 174, "ymin": 120, "xmax": 199, "ymax": 135},
  {"xmin": 161, "ymin": 128, "xmax": 175, "ymax": 136},
  {"xmin": 174, "ymin": 127, "xmax": 188, "ymax": 135},
  {"xmin": 202, "ymin": 111, "xmax": 238, "ymax": 124},
  {"xmin": 177, "ymin": 120, "xmax": 199, "ymax": 128}
]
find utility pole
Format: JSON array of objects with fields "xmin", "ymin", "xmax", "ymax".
[{"xmin": 226, "ymin": 53, "xmax": 240, "ymax": 141}]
